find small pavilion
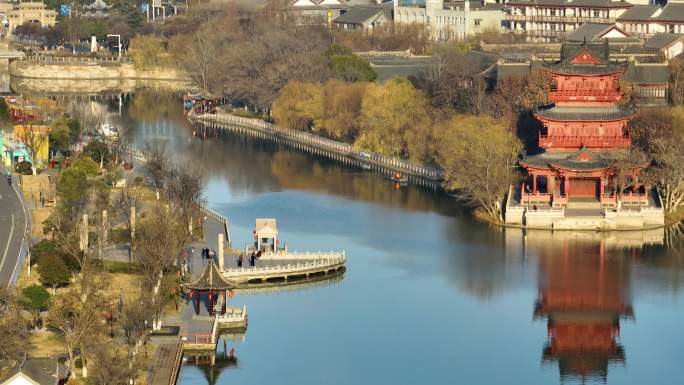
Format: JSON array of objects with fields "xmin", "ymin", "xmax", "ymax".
[
  {"xmin": 188, "ymin": 261, "xmax": 234, "ymax": 316},
  {"xmin": 254, "ymin": 218, "xmax": 278, "ymax": 253}
]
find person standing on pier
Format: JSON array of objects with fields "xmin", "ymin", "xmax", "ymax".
[
  {"xmin": 237, "ymin": 253, "xmax": 243, "ymax": 267},
  {"xmin": 250, "ymin": 252, "xmax": 256, "ymax": 267}
]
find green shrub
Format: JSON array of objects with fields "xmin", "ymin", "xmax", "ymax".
[
  {"xmin": 109, "ymin": 228, "xmax": 130, "ymax": 244},
  {"xmin": 16, "ymin": 161, "xmax": 32, "ymax": 175},
  {"xmin": 72, "ymin": 157, "xmax": 99, "ymax": 176},
  {"xmin": 37, "ymin": 253, "xmax": 70, "ymax": 292},
  {"xmin": 105, "ymin": 261, "xmax": 137, "ymax": 274}
]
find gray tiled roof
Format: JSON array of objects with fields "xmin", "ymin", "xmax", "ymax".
[
  {"xmin": 534, "ymin": 105, "xmax": 633, "ymax": 121},
  {"xmin": 333, "ymin": 5, "xmax": 390, "ymax": 24},
  {"xmin": 497, "ymin": 62, "xmax": 532, "ymax": 80},
  {"xmin": 0, "ymin": 357, "xmax": 70, "ymax": 385},
  {"xmin": 188, "ymin": 260, "xmax": 234, "ymax": 291},
  {"xmin": 622, "ymin": 62, "xmax": 669, "ymax": 85},
  {"xmin": 657, "ymin": 3, "xmax": 684, "ymax": 22},
  {"xmin": 522, "ymin": 148, "xmax": 635, "ymax": 172},
  {"xmin": 616, "ymin": 5, "xmax": 658, "ymax": 21},
  {"xmin": 565, "ymin": 23, "xmax": 622, "ymax": 42},
  {"xmin": 618, "ymin": 3, "xmax": 684, "ymax": 22},
  {"xmin": 644, "ymin": 33, "xmax": 684, "ymax": 50}
]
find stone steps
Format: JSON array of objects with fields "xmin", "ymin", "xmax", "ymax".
[{"xmin": 566, "ymin": 200, "xmax": 601, "ymax": 210}]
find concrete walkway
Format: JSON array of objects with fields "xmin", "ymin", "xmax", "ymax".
[{"xmin": 146, "ymin": 215, "xmax": 230, "ymax": 385}]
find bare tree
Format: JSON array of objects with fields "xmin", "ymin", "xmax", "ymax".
[
  {"xmin": 166, "ymin": 163, "xmax": 206, "ymax": 235},
  {"xmin": 143, "ymin": 140, "xmax": 168, "ymax": 200},
  {"xmin": 88, "ymin": 342, "xmax": 135, "ymax": 385},
  {"xmin": 188, "ymin": 31, "xmax": 213, "ymax": 95},
  {"xmin": 134, "ymin": 206, "xmax": 189, "ymax": 329},
  {"xmin": 631, "ymin": 107, "xmax": 684, "ymax": 213},
  {"xmin": 17, "ymin": 124, "xmax": 50, "ymax": 175},
  {"xmin": 48, "ymin": 290, "xmax": 101, "ymax": 376},
  {"xmin": 117, "ymin": 295, "xmax": 150, "ymax": 383},
  {"xmin": 0, "ymin": 289, "xmax": 28, "ymax": 361}
]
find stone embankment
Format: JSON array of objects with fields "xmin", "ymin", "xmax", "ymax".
[{"xmin": 10, "ymin": 56, "xmax": 189, "ymax": 80}]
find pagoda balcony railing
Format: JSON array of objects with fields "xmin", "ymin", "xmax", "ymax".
[
  {"xmin": 549, "ymin": 90, "xmax": 621, "ymax": 102},
  {"xmin": 539, "ymin": 135, "xmax": 631, "ymax": 148}
]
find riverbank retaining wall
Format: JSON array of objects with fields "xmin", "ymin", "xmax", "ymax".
[{"xmin": 9, "ymin": 59, "xmax": 190, "ymax": 82}]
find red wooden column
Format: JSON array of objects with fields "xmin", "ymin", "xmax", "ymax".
[
  {"xmin": 600, "ymin": 176, "xmax": 605, "ymax": 197},
  {"xmin": 208, "ymin": 292, "xmax": 214, "ymax": 315},
  {"xmin": 532, "ymin": 174, "xmax": 537, "ymax": 193},
  {"xmin": 222, "ymin": 290, "xmax": 227, "ymax": 315}
]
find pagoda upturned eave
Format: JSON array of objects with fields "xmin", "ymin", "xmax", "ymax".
[{"xmin": 533, "ymin": 106, "xmax": 633, "ymax": 122}]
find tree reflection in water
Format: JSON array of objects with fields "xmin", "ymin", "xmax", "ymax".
[{"xmin": 66, "ymin": 91, "xmax": 684, "ymax": 384}]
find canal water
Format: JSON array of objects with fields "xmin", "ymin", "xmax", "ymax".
[{"xmin": 79, "ymin": 91, "xmax": 684, "ymax": 384}]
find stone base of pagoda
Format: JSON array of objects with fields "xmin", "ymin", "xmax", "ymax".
[{"xmin": 504, "ymin": 185, "xmax": 665, "ymax": 230}]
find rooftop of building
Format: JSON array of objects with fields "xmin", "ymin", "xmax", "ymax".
[
  {"xmin": 287, "ymin": 0, "xmax": 381, "ymax": 10},
  {"xmin": 543, "ymin": 41, "xmax": 629, "ymax": 75},
  {"xmin": 565, "ymin": 23, "xmax": 629, "ymax": 43},
  {"xmin": 188, "ymin": 260, "xmax": 234, "ymax": 291},
  {"xmin": 521, "ymin": 147, "xmax": 642, "ymax": 172},
  {"xmin": 622, "ymin": 60, "xmax": 669, "ymax": 84},
  {"xmin": 0, "ymin": 357, "xmax": 70, "ymax": 385},
  {"xmin": 617, "ymin": 3, "xmax": 684, "ymax": 22},
  {"xmin": 644, "ymin": 32, "xmax": 684, "ymax": 50},
  {"xmin": 535, "ymin": 105, "xmax": 633, "ymax": 122},
  {"xmin": 333, "ymin": 5, "xmax": 391, "ymax": 24}
]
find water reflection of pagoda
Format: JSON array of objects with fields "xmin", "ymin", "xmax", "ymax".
[{"xmin": 533, "ymin": 237, "xmax": 633, "ymax": 383}]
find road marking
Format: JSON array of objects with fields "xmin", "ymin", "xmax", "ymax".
[{"xmin": 0, "ymin": 214, "xmax": 15, "ymax": 276}]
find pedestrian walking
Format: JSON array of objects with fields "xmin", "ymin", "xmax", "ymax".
[
  {"xmin": 250, "ymin": 252, "xmax": 256, "ymax": 267},
  {"xmin": 237, "ymin": 253, "xmax": 243, "ymax": 267}
]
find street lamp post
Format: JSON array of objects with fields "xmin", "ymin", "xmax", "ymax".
[{"xmin": 107, "ymin": 34, "xmax": 122, "ymax": 60}]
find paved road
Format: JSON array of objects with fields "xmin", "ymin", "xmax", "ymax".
[{"xmin": 0, "ymin": 171, "xmax": 28, "ymax": 289}]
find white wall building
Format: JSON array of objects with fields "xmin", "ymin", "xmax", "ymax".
[
  {"xmin": 617, "ymin": 2, "xmax": 684, "ymax": 37},
  {"xmin": 505, "ymin": 0, "xmax": 633, "ymax": 39},
  {"xmin": 393, "ymin": 0, "xmax": 505, "ymax": 41}
]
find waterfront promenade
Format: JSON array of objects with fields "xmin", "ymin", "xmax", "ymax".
[
  {"xmin": 146, "ymin": 214, "xmax": 241, "ymax": 385},
  {"xmin": 0, "ymin": 169, "xmax": 29, "ymax": 289}
]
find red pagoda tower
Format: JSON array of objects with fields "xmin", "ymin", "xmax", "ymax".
[{"xmin": 519, "ymin": 41, "xmax": 650, "ymax": 210}]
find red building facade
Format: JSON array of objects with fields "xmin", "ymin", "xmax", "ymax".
[{"xmin": 520, "ymin": 41, "xmax": 648, "ymax": 208}]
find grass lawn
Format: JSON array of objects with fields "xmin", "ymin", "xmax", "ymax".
[{"xmin": 28, "ymin": 329, "xmax": 64, "ymax": 357}]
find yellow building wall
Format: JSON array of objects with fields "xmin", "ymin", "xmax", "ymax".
[{"xmin": 12, "ymin": 125, "xmax": 50, "ymax": 163}]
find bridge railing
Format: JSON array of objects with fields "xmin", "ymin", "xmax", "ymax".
[
  {"xmin": 25, "ymin": 53, "xmax": 133, "ymax": 65},
  {"xmin": 181, "ymin": 333, "xmax": 213, "ymax": 344},
  {"xmin": 195, "ymin": 113, "xmax": 443, "ymax": 181},
  {"xmin": 260, "ymin": 250, "xmax": 345, "ymax": 260},
  {"xmin": 222, "ymin": 256, "xmax": 346, "ymax": 276}
]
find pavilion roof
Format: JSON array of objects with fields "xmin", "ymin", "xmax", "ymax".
[
  {"xmin": 188, "ymin": 261, "xmax": 234, "ymax": 291},
  {"xmin": 534, "ymin": 105, "xmax": 632, "ymax": 121},
  {"xmin": 544, "ymin": 41, "xmax": 628, "ymax": 75},
  {"xmin": 521, "ymin": 148, "xmax": 645, "ymax": 173},
  {"xmin": 255, "ymin": 218, "xmax": 278, "ymax": 237}
]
